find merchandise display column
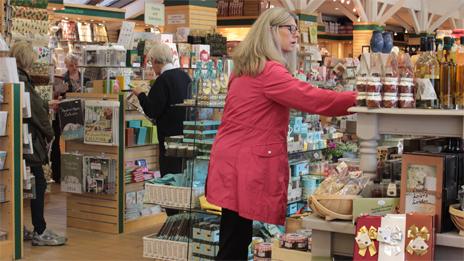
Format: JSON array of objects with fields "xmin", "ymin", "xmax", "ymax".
[
  {"xmin": 352, "ymin": 22, "xmax": 384, "ymax": 58},
  {"xmin": 164, "ymin": 0, "xmax": 217, "ymax": 32}
]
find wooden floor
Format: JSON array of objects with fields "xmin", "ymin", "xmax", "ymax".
[{"xmin": 22, "ymin": 184, "xmax": 165, "ymax": 261}]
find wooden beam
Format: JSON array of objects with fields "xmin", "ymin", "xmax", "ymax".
[
  {"xmin": 429, "ymin": 1, "xmax": 464, "ymax": 32},
  {"xmin": 377, "ymin": 0, "xmax": 405, "ymax": 25},
  {"xmin": 366, "ymin": 0, "xmax": 378, "ymax": 22},
  {"xmin": 335, "ymin": 1, "xmax": 358, "ymax": 22},
  {"xmin": 304, "ymin": 0, "xmax": 326, "ymax": 14},
  {"xmin": 451, "ymin": 18, "xmax": 457, "ymax": 29},
  {"xmin": 393, "ymin": 13, "xmax": 413, "ymax": 32},
  {"xmin": 408, "ymin": 8, "xmax": 421, "ymax": 33},
  {"xmin": 419, "ymin": 0, "xmax": 428, "ymax": 32},
  {"xmin": 426, "ymin": 14, "xmax": 434, "ymax": 30},
  {"xmin": 283, "ymin": 0, "xmax": 296, "ymax": 11},
  {"xmin": 353, "ymin": 0, "xmax": 368, "ymax": 22},
  {"xmin": 377, "ymin": 3, "xmax": 388, "ymax": 22}
]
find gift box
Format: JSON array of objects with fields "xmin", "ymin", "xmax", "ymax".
[
  {"xmin": 405, "ymin": 213, "xmax": 434, "ymax": 261},
  {"xmin": 354, "ymin": 215, "xmax": 381, "ymax": 261},
  {"xmin": 377, "ymin": 214, "xmax": 406, "ymax": 261}
]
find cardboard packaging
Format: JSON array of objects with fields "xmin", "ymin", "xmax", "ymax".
[
  {"xmin": 354, "ymin": 215, "xmax": 382, "ymax": 261},
  {"xmin": 377, "ymin": 214, "xmax": 406, "ymax": 261},
  {"xmin": 405, "ymin": 213, "xmax": 434, "ymax": 261},
  {"xmin": 353, "ymin": 198, "xmax": 400, "ymax": 224}
]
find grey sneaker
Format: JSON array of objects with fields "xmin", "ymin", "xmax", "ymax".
[
  {"xmin": 32, "ymin": 229, "xmax": 67, "ymax": 246},
  {"xmin": 24, "ymin": 227, "xmax": 33, "ymax": 241}
]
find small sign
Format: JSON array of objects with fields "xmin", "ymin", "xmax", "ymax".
[
  {"xmin": 167, "ymin": 14, "xmax": 186, "ymax": 25},
  {"xmin": 145, "ymin": 3, "xmax": 165, "ymax": 26}
]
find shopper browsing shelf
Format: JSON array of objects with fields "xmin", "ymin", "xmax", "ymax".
[
  {"xmin": 133, "ymin": 43, "xmax": 191, "ymax": 177},
  {"xmin": 205, "ymin": 8, "xmax": 357, "ymax": 260},
  {"xmin": 50, "ymin": 54, "xmax": 88, "ymax": 184},
  {"xmin": 11, "ymin": 41, "xmax": 67, "ymax": 246}
]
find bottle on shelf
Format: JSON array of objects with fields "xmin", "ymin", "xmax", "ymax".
[
  {"xmin": 439, "ymin": 36, "xmax": 456, "ymax": 109},
  {"xmin": 455, "ymin": 36, "xmax": 464, "ymax": 109},
  {"xmin": 414, "ymin": 36, "xmax": 440, "ymax": 109}
]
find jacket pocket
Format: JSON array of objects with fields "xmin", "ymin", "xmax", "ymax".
[
  {"xmin": 250, "ymin": 143, "xmax": 288, "ymax": 196},
  {"xmin": 252, "ymin": 143, "xmax": 286, "ymax": 158}
]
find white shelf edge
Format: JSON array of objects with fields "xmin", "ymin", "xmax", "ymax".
[{"xmin": 348, "ymin": 107, "xmax": 464, "ymax": 116}]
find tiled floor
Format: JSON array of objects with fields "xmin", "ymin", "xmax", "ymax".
[{"xmin": 22, "ymin": 184, "xmax": 164, "ymax": 261}]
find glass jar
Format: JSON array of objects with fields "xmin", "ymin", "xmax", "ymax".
[
  {"xmin": 356, "ymin": 92, "xmax": 367, "ymax": 106},
  {"xmin": 382, "ymin": 77, "xmax": 399, "ymax": 93},
  {"xmin": 383, "ymin": 93, "xmax": 398, "ymax": 108},
  {"xmin": 367, "ymin": 77, "xmax": 382, "ymax": 92},
  {"xmin": 399, "ymin": 93, "xmax": 415, "ymax": 108},
  {"xmin": 367, "ymin": 93, "xmax": 382, "ymax": 108},
  {"xmin": 399, "ymin": 77, "xmax": 414, "ymax": 94},
  {"xmin": 356, "ymin": 77, "xmax": 367, "ymax": 92}
]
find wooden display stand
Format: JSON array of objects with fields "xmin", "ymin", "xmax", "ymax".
[
  {"xmin": 0, "ymin": 83, "xmax": 23, "ymax": 260},
  {"xmin": 64, "ymin": 93, "xmax": 162, "ymax": 234},
  {"xmin": 164, "ymin": 0, "xmax": 217, "ymax": 32}
]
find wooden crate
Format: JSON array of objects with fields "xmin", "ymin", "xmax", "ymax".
[{"xmin": 165, "ymin": 5, "xmax": 217, "ymax": 33}]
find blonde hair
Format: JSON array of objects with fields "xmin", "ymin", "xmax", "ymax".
[
  {"xmin": 147, "ymin": 43, "xmax": 173, "ymax": 64},
  {"xmin": 232, "ymin": 7, "xmax": 297, "ymax": 77},
  {"xmin": 10, "ymin": 40, "xmax": 36, "ymax": 71}
]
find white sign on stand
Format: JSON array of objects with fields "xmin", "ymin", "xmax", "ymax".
[
  {"xmin": 167, "ymin": 14, "xmax": 186, "ymax": 25},
  {"xmin": 145, "ymin": 3, "xmax": 165, "ymax": 26}
]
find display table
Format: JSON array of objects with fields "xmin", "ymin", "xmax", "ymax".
[
  {"xmin": 347, "ymin": 107, "xmax": 464, "ymax": 178},
  {"xmin": 302, "ymin": 215, "xmax": 464, "ymax": 259}
]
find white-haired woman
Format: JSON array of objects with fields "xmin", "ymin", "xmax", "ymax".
[
  {"xmin": 133, "ymin": 43, "xmax": 191, "ymax": 203},
  {"xmin": 11, "ymin": 41, "xmax": 67, "ymax": 246},
  {"xmin": 50, "ymin": 53, "xmax": 88, "ymax": 185},
  {"xmin": 205, "ymin": 8, "xmax": 357, "ymax": 259}
]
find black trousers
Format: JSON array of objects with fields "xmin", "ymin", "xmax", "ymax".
[
  {"xmin": 158, "ymin": 136, "xmax": 183, "ymax": 216},
  {"xmin": 50, "ymin": 118, "xmax": 61, "ymax": 183},
  {"xmin": 30, "ymin": 166, "xmax": 47, "ymax": 235},
  {"xmin": 216, "ymin": 208, "xmax": 253, "ymax": 261}
]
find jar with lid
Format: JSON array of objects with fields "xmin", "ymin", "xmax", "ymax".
[
  {"xmin": 383, "ymin": 93, "xmax": 398, "ymax": 108},
  {"xmin": 367, "ymin": 76, "xmax": 382, "ymax": 92},
  {"xmin": 356, "ymin": 92, "xmax": 367, "ymax": 106},
  {"xmin": 399, "ymin": 77, "xmax": 414, "ymax": 94},
  {"xmin": 356, "ymin": 77, "xmax": 367, "ymax": 92},
  {"xmin": 367, "ymin": 93, "xmax": 382, "ymax": 108},
  {"xmin": 382, "ymin": 77, "xmax": 399, "ymax": 93},
  {"xmin": 399, "ymin": 93, "xmax": 415, "ymax": 108}
]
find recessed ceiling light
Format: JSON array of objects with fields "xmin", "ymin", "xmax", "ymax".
[
  {"xmin": 353, "ymin": 8, "xmax": 356, "ymax": 12},
  {"xmin": 347, "ymin": 0, "xmax": 351, "ymax": 4},
  {"xmin": 394, "ymin": 32, "xmax": 398, "ymax": 36},
  {"xmin": 335, "ymin": 7, "xmax": 339, "ymax": 10},
  {"xmin": 341, "ymin": 0, "xmax": 345, "ymax": 3}
]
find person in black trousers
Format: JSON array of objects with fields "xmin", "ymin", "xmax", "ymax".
[
  {"xmin": 133, "ymin": 43, "xmax": 191, "ymax": 214},
  {"xmin": 11, "ymin": 41, "xmax": 67, "ymax": 246}
]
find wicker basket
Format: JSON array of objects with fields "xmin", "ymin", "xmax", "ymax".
[
  {"xmin": 449, "ymin": 204, "xmax": 464, "ymax": 236},
  {"xmin": 143, "ymin": 234, "xmax": 189, "ymax": 260},
  {"xmin": 145, "ymin": 183, "xmax": 204, "ymax": 208},
  {"xmin": 309, "ymin": 194, "xmax": 359, "ymax": 221}
]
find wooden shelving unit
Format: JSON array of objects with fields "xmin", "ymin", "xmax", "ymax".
[
  {"xmin": 64, "ymin": 92, "xmax": 162, "ymax": 235},
  {"xmin": 0, "ymin": 83, "xmax": 23, "ymax": 260}
]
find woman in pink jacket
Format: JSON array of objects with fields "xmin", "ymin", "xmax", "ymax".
[{"xmin": 205, "ymin": 8, "xmax": 357, "ymax": 260}]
